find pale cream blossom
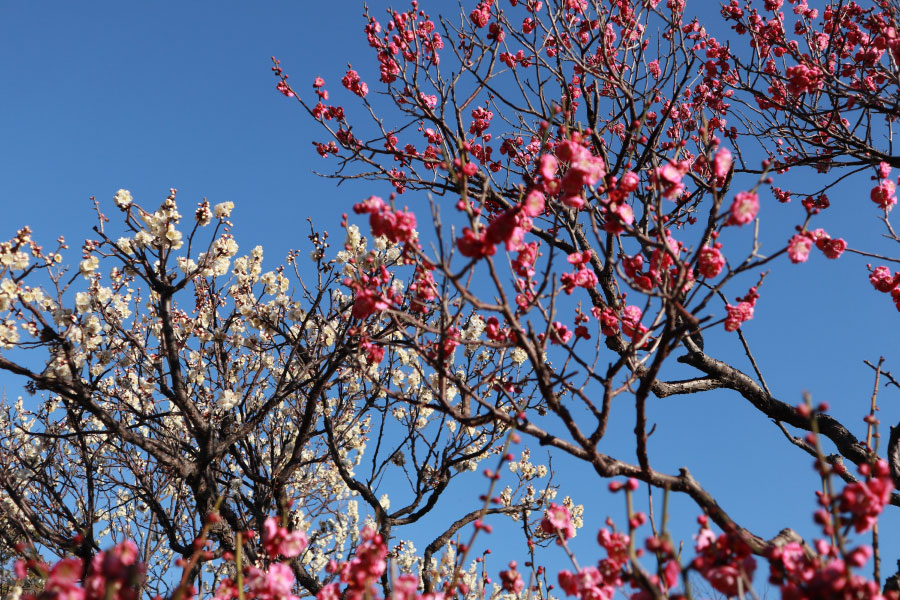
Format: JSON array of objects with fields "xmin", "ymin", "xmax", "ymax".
[
  {"xmin": 113, "ymin": 189, "xmax": 133, "ymax": 208},
  {"xmin": 214, "ymin": 201, "xmax": 234, "ymax": 219},
  {"xmin": 116, "ymin": 237, "xmax": 134, "ymax": 255},
  {"xmin": 79, "ymin": 256, "xmax": 99, "ymax": 278}
]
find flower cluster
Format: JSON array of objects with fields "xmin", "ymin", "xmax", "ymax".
[
  {"xmin": 871, "ymin": 162, "xmax": 898, "ymax": 212},
  {"xmin": 785, "ymin": 64, "xmax": 824, "ymax": 95},
  {"xmin": 262, "ymin": 516, "xmax": 309, "ymax": 559},
  {"xmin": 767, "ymin": 541, "xmax": 885, "ymax": 600},
  {"xmin": 342, "ymin": 69, "xmax": 369, "ymax": 97},
  {"xmin": 787, "ymin": 229, "xmax": 846, "ymax": 264},
  {"xmin": 836, "ymin": 460, "xmax": 894, "ymax": 534},
  {"xmin": 16, "ymin": 541, "xmax": 145, "ymax": 600},
  {"xmin": 691, "ymin": 518, "xmax": 756, "ymax": 597},
  {"xmin": 560, "ymin": 251, "xmax": 598, "ymax": 294},
  {"xmin": 724, "ymin": 286, "xmax": 759, "ymax": 331},
  {"xmin": 553, "ymin": 134, "xmax": 607, "ymax": 209},
  {"xmin": 353, "ymin": 196, "xmax": 417, "ymax": 245},
  {"xmin": 456, "ymin": 188, "xmax": 543, "ymax": 259},
  {"xmin": 650, "ymin": 159, "xmax": 689, "ymax": 200},
  {"xmin": 540, "ymin": 502, "xmax": 577, "ymax": 542},
  {"xmin": 697, "ymin": 243, "xmax": 726, "ymax": 278},
  {"xmin": 320, "ymin": 527, "xmax": 388, "ymax": 600}
]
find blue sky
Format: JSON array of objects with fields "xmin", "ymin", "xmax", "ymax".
[
  {"xmin": 0, "ymin": 2, "xmax": 380, "ymax": 258},
  {"xmin": 3, "ymin": 0, "xmax": 899, "ymax": 591}
]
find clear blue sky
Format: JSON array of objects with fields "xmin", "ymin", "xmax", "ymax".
[{"xmin": 2, "ymin": 0, "xmax": 898, "ymax": 590}]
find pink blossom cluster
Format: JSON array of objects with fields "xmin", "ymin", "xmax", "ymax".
[
  {"xmin": 712, "ymin": 147, "xmax": 732, "ymax": 179},
  {"xmin": 483, "ymin": 316, "xmax": 512, "ymax": 343},
  {"xmin": 602, "ymin": 171, "xmax": 637, "ymax": 234},
  {"xmin": 362, "ymin": 6, "xmax": 442, "ymax": 85},
  {"xmin": 620, "ymin": 231, "xmax": 687, "ymax": 294},
  {"xmin": 409, "ymin": 264, "xmax": 438, "ymax": 312},
  {"xmin": 540, "ymin": 502, "xmax": 577, "ymax": 541},
  {"xmin": 798, "ymin": 193, "xmax": 830, "ymax": 214},
  {"xmin": 697, "ymin": 243, "xmax": 726, "ymax": 278},
  {"xmin": 873, "ymin": 266, "xmax": 900, "ymax": 311},
  {"xmin": 352, "ymin": 196, "xmax": 417, "ymax": 245},
  {"xmin": 724, "ymin": 286, "xmax": 759, "ymax": 332},
  {"xmin": 272, "ymin": 59, "xmax": 295, "ymax": 98},
  {"xmin": 691, "ymin": 518, "xmax": 756, "ymax": 597},
  {"xmin": 553, "ymin": 135, "xmax": 607, "ymax": 209},
  {"xmin": 240, "ymin": 563, "xmax": 299, "ymax": 600},
  {"xmin": 345, "ymin": 266, "xmax": 399, "ymax": 320},
  {"xmin": 561, "ymin": 250, "xmax": 598, "ymax": 294},
  {"xmin": 557, "ymin": 563, "xmax": 622, "ymax": 600},
  {"xmin": 621, "ymin": 305, "xmax": 649, "ymax": 344},
  {"xmin": 553, "ymin": 484, "xmax": 682, "ymax": 600},
  {"xmin": 423, "ymin": 327, "xmax": 461, "ymax": 364},
  {"xmin": 16, "ymin": 541, "xmax": 145, "ymax": 600},
  {"xmin": 392, "ymin": 574, "xmax": 444, "ymax": 600},
  {"xmin": 499, "ymin": 49, "xmax": 532, "ymax": 68},
  {"xmin": 320, "ymin": 528, "xmax": 388, "ymax": 600},
  {"xmin": 498, "ymin": 562, "xmax": 525, "ymax": 594},
  {"xmin": 341, "ymin": 69, "xmax": 369, "ymax": 97},
  {"xmin": 456, "ymin": 227, "xmax": 495, "ymax": 259},
  {"xmin": 469, "ymin": 106, "xmax": 493, "ymax": 136},
  {"xmin": 548, "ymin": 321, "xmax": 573, "ymax": 344},
  {"xmin": 590, "ymin": 303, "xmax": 650, "ymax": 346},
  {"xmin": 512, "ymin": 240, "xmax": 540, "ymax": 278},
  {"xmin": 869, "ymin": 264, "xmax": 900, "ymax": 312},
  {"xmin": 598, "ymin": 306, "xmax": 620, "ymax": 336},
  {"xmin": 456, "ymin": 188, "xmax": 542, "ymax": 259},
  {"xmin": 836, "ymin": 460, "xmax": 894, "ymax": 534},
  {"xmin": 469, "ymin": 0, "xmax": 492, "ymax": 28},
  {"xmin": 650, "ymin": 159, "xmax": 690, "ymax": 200},
  {"xmin": 871, "ymin": 162, "xmax": 898, "ymax": 212},
  {"xmin": 787, "ymin": 233, "xmax": 814, "ymax": 264},
  {"xmin": 262, "ymin": 516, "xmax": 309, "ymax": 559},
  {"xmin": 785, "ymin": 63, "xmax": 824, "ymax": 95},
  {"xmin": 360, "ymin": 337, "xmax": 386, "ymax": 363},
  {"xmin": 811, "ymin": 229, "xmax": 847, "ymax": 260},
  {"xmin": 311, "ymin": 101, "xmax": 345, "ymax": 122},
  {"xmin": 314, "ymin": 141, "xmax": 339, "ymax": 158},
  {"xmin": 869, "ymin": 265, "xmax": 900, "ymax": 294},
  {"xmin": 768, "ymin": 541, "xmax": 886, "ymax": 600},
  {"xmin": 787, "ymin": 229, "xmax": 846, "ymax": 264}
]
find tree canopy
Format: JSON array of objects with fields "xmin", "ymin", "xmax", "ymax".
[{"xmin": 5, "ymin": 0, "xmax": 900, "ymax": 598}]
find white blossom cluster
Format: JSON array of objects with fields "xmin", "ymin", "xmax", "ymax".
[{"xmin": 0, "ymin": 191, "xmax": 558, "ymax": 594}]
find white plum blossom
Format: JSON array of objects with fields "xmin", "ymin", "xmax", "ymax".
[
  {"xmin": 510, "ymin": 347, "xmax": 527, "ymax": 365},
  {"xmin": 219, "ymin": 389, "xmax": 240, "ymax": 411},
  {"xmin": 116, "ymin": 237, "xmax": 134, "ymax": 255},
  {"xmin": 74, "ymin": 291, "xmax": 91, "ymax": 313},
  {"xmin": 214, "ymin": 201, "xmax": 234, "ymax": 219},
  {"xmin": 79, "ymin": 256, "xmax": 99, "ymax": 278},
  {"xmin": 113, "ymin": 189, "xmax": 133, "ymax": 208}
]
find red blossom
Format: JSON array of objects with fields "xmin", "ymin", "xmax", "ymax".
[
  {"xmin": 698, "ymin": 245, "xmax": 725, "ymax": 278},
  {"xmin": 692, "ymin": 527, "xmax": 756, "ymax": 597},
  {"xmin": 457, "ymin": 227, "xmax": 496, "ymax": 259},
  {"xmin": 499, "ymin": 562, "xmax": 525, "ymax": 594},
  {"xmin": 341, "ymin": 69, "xmax": 369, "ymax": 97},
  {"xmin": 262, "ymin": 516, "xmax": 309, "ymax": 559},
  {"xmin": 838, "ymin": 460, "xmax": 894, "ymax": 533},
  {"xmin": 869, "ymin": 265, "xmax": 900, "ymax": 293}
]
